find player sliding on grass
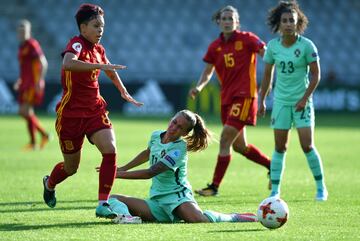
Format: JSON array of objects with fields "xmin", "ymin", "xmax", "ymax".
[
  {"xmin": 188, "ymin": 5, "xmax": 271, "ymax": 196},
  {"xmin": 100, "ymin": 110, "xmax": 258, "ymax": 223},
  {"xmin": 259, "ymin": 0, "xmax": 328, "ymax": 201},
  {"xmin": 42, "ymin": 3, "xmax": 142, "ymax": 219}
]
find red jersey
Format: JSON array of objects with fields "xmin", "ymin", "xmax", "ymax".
[
  {"xmin": 203, "ymin": 30, "xmax": 265, "ymax": 105},
  {"xmin": 18, "ymin": 38, "xmax": 44, "ymax": 91},
  {"xmin": 56, "ymin": 35, "xmax": 109, "ymax": 118}
]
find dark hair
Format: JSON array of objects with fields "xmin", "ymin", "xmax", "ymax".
[
  {"xmin": 212, "ymin": 5, "xmax": 240, "ymax": 26},
  {"xmin": 75, "ymin": 3, "xmax": 104, "ymax": 31},
  {"xmin": 267, "ymin": 0, "xmax": 308, "ymax": 34},
  {"xmin": 176, "ymin": 110, "xmax": 211, "ymax": 152}
]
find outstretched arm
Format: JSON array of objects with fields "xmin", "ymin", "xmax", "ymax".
[
  {"xmin": 118, "ymin": 148, "xmax": 150, "ymax": 171},
  {"xmin": 104, "ymin": 69, "xmax": 143, "ymax": 107},
  {"xmin": 116, "ymin": 161, "xmax": 170, "ymax": 179},
  {"xmin": 188, "ymin": 63, "xmax": 215, "ymax": 99},
  {"xmin": 62, "ymin": 52, "xmax": 126, "ymax": 71}
]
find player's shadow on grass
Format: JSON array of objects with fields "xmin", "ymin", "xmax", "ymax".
[
  {"xmin": 0, "ymin": 199, "xmax": 97, "ymax": 206},
  {"xmin": 0, "ymin": 200, "xmax": 98, "ymax": 213},
  {"xmin": 0, "ymin": 221, "xmax": 113, "ymax": 231},
  {"xmin": 208, "ymin": 228, "xmax": 265, "ymax": 233}
]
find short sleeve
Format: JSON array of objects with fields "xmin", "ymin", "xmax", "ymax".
[
  {"xmin": 160, "ymin": 147, "xmax": 186, "ymax": 171},
  {"xmin": 29, "ymin": 40, "xmax": 43, "ymax": 59},
  {"xmin": 305, "ymin": 40, "xmax": 319, "ymax": 64},
  {"xmin": 203, "ymin": 44, "xmax": 215, "ymax": 64},
  {"xmin": 61, "ymin": 38, "xmax": 83, "ymax": 58},
  {"xmin": 263, "ymin": 41, "xmax": 274, "ymax": 64},
  {"xmin": 247, "ymin": 32, "xmax": 265, "ymax": 53}
]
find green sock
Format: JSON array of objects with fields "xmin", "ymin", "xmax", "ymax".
[
  {"xmin": 271, "ymin": 150, "xmax": 286, "ymax": 194},
  {"xmin": 203, "ymin": 210, "xmax": 233, "ymax": 222},
  {"xmin": 305, "ymin": 148, "xmax": 325, "ymax": 190},
  {"xmin": 108, "ymin": 198, "xmax": 131, "ymax": 215}
]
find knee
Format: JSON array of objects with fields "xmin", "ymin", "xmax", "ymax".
[
  {"xmin": 100, "ymin": 144, "xmax": 117, "ymax": 154},
  {"xmin": 232, "ymin": 144, "xmax": 246, "ymax": 154},
  {"xmin": 64, "ymin": 165, "xmax": 78, "ymax": 176}
]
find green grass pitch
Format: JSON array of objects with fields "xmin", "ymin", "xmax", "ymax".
[{"xmin": 0, "ymin": 113, "xmax": 359, "ymax": 241}]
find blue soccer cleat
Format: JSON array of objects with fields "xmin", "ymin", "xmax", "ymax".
[
  {"xmin": 316, "ymin": 188, "xmax": 328, "ymax": 201},
  {"xmin": 95, "ymin": 203, "xmax": 118, "ymax": 219}
]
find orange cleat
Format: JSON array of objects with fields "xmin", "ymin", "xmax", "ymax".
[
  {"xmin": 22, "ymin": 143, "xmax": 36, "ymax": 151},
  {"xmin": 40, "ymin": 134, "xmax": 50, "ymax": 150}
]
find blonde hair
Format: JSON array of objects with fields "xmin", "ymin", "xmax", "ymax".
[{"xmin": 176, "ymin": 110, "xmax": 211, "ymax": 152}]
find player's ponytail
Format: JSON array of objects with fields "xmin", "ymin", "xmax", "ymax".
[{"xmin": 178, "ymin": 110, "xmax": 212, "ymax": 152}]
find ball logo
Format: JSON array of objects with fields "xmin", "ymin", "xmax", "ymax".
[{"xmin": 72, "ymin": 42, "xmax": 82, "ymax": 53}]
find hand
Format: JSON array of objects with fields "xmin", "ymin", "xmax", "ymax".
[
  {"xmin": 188, "ymin": 87, "xmax": 200, "ymax": 100},
  {"xmin": 13, "ymin": 78, "xmax": 21, "ymax": 91},
  {"xmin": 295, "ymin": 98, "xmax": 307, "ymax": 112},
  {"xmin": 258, "ymin": 101, "xmax": 266, "ymax": 117},
  {"xmin": 121, "ymin": 91, "xmax": 144, "ymax": 107},
  {"xmin": 100, "ymin": 63, "xmax": 127, "ymax": 71}
]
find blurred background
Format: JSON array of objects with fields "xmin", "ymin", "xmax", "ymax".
[{"xmin": 1, "ymin": 0, "xmax": 359, "ymax": 115}]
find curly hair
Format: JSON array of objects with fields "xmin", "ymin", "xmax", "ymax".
[
  {"xmin": 176, "ymin": 110, "xmax": 212, "ymax": 152},
  {"xmin": 267, "ymin": 0, "xmax": 308, "ymax": 34}
]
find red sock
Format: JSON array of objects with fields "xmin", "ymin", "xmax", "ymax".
[
  {"xmin": 212, "ymin": 155, "xmax": 231, "ymax": 187},
  {"xmin": 26, "ymin": 116, "xmax": 36, "ymax": 144},
  {"xmin": 98, "ymin": 153, "xmax": 117, "ymax": 201},
  {"xmin": 242, "ymin": 144, "xmax": 270, "ymax": 169},
  {"xmin": 30, "ymin": 115, "xmax": 47, "ymax": 136},
  {"xmin": 48, "ymin": 162, "xmax": 70, "ymax": 189}
]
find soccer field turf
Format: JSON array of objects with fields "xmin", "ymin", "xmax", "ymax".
[{"xmin": 0, "ymin": 113, "xmax": 359, "ymax": 241}]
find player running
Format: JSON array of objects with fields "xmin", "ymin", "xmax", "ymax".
[
  {"xmin": 189, "ymin": 5, "xmax": 271, "ymax": 196},
  {"xmin": 42, "ymin": 3, "xmax": 143, "ymax": 219}
]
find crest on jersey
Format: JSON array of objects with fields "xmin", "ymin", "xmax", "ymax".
[
  {"xmin": 72, "ymin": 42, "xmax": 82, "ymax": 53},
  {"xmin": 235, "ymin": 41, "xmax": 243, "ymax": 51},
  {"xmin": 294, "ymin": 49, "xmax": 301, "ymax": 57}
]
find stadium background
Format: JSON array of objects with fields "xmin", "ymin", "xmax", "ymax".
[{"xmin": 0, "ymin": 0, "xmax": 359, "ymax": 116}]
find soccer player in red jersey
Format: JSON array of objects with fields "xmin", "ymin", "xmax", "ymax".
[
  {"xmin": 42, "ymin": 4, "xmax": 143, "ymax": 219},
  {"xmin": 189, "ymin": 6, "xmax": 271, "ymax": 196},
  {"xmin": 14, "ymin": 19, "xmax": 50, "ymax": 151}
]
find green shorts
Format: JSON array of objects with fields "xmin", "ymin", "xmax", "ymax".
[
  {"xmin": 271, "ymin": 102, "xmax": 315, "ymax": 129},
  {"xmin": 145, "ymin": 188, "xmax": 197, "ymax": 223}
]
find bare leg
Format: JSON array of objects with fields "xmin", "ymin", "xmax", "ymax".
[{"xmin": 110, "ymin": 194, "xmax": 156, "ymax": 222}]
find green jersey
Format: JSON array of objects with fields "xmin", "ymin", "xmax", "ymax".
[
  {"xmin": 147, "ymin": 130, "xmax": 190, "ymax": 198},
  {"xmin": 264, "ymin": 35, "xmax": 319, "ymax": 105}
]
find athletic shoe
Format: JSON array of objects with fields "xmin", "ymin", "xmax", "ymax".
[
  {"xmin": 195, "ymin": 183, "xmax": 218, "ymax": 196},
  {"xmin": 267, "ymin": 171, "xmax": 272, "ymax": 190},
  {"xmin": 269, "ymin": 191, "xmax": 280, "ymax": 199},
  {"xmin": 112, "ymin": 214, "xmax": 142, "ymax": 224},
  {"xmin": 315, "ymin": 188, "xmax": 328, "ymax": 201},
  {"xmin": 43, "ymin": 175, "xmax": 56, "ymax": 208},
  {"xmin": 22, "ymin": 143, "xmax": 36, "ymax": 151},
  {"xmin": 40, "ymin": 133, "xmax": 51, "ymax": 150},
  {"xmin": 95, "ymin": 203, "xmax": 118, "ymax": 219},
  {"xmin": 231, "ymin": 212, "xmax": 258, "ymax": 222}
]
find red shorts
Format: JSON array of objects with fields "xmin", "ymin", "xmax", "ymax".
[
  {"xmin": 18, "ymin": 88, "xmax": 44, "ymax": 106},
  {"xmin": 221, "ymin": 97, "xmax": 258, "ymax": 131},
  {"xmin": 55, "ymin": 112, "xmax": 112, "ymax": 154}
]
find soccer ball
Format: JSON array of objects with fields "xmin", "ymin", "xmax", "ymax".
[{"xmin": 257, "ymin": 197, "xmax": 289, "ymax": 229}]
